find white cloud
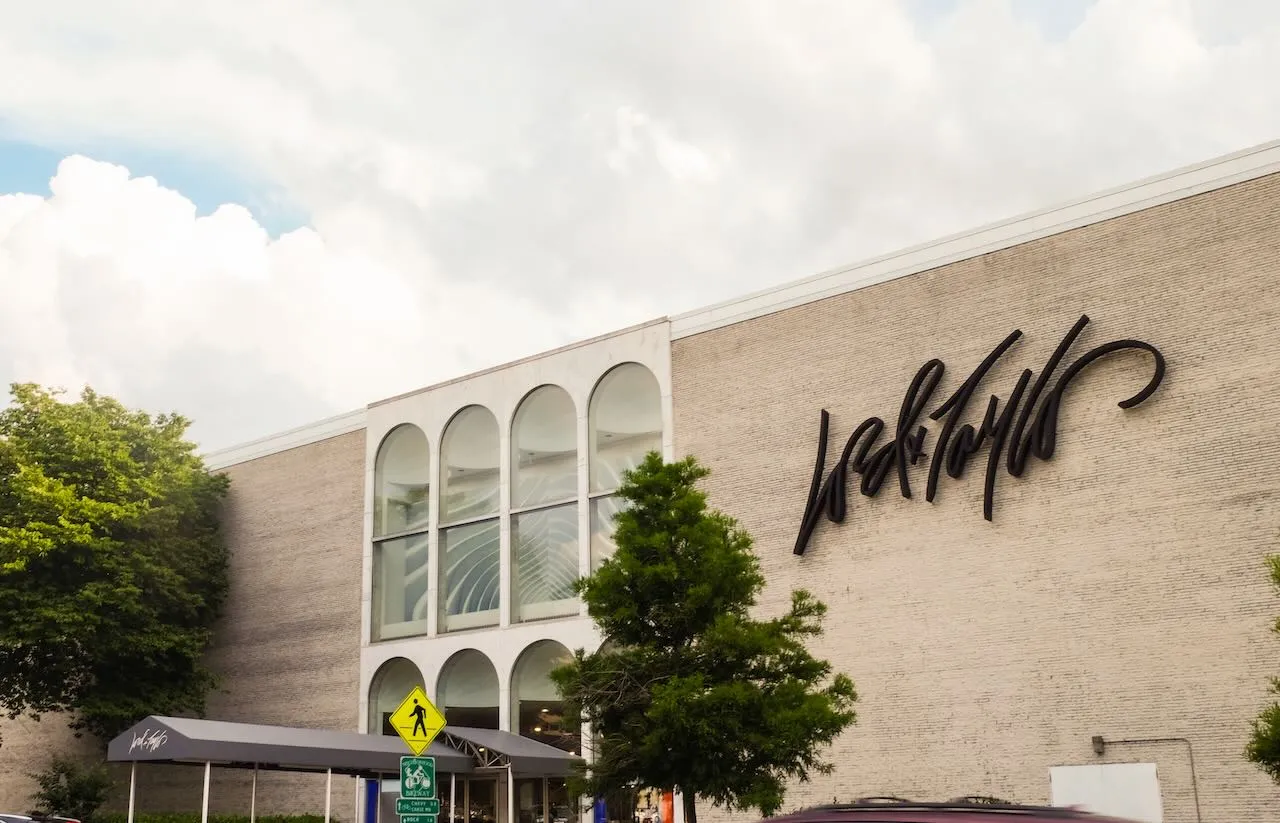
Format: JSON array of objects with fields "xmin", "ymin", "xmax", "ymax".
[
  {"xmin": 1, "ymin": 0, "xmax": 1279, "ymax": 449},
  {"xmin": 0, "ymin": 157, "xmax": 655, "ymax": 449}
]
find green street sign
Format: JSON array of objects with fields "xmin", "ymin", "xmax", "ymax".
[
  {"xmin": 399, "ymin": 816, "xmax": 437, "ymax": 823},
  {"xmin": 399, "ymin": 756, "xmax": 436, "ymax": 800},
  {"xmin": 397, "ymin": 799, "xmax": 440, "ymax": 816}
]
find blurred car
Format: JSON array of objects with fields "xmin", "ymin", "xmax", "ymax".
[{"xmin": 755, "ymin": 797, "xmax": 1145, "ymax": 823}]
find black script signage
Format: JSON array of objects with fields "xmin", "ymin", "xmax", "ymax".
[{"xmin": 793, "ymin": 314, "xmax": 1165, "ymax": 556}]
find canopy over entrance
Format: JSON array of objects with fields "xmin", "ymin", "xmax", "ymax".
[
  {"xmin": 440, "ymin": 727, "xmax": 580, "ymax": 777},
  {"xmin": 107, "ymin": 716, "xmax": 584, "ymax": 823},
  {"xmin": 107, "ymin": 716, "xmax": 583, "ymax": 778},
  {"xmin": 107, "ymin": 715, "xmax": 473, "ymax": 777}
]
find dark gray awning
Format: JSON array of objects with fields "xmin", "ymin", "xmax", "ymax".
[
  {"xmin": 106, "ymin": 716, "xmax": 473, "ymax": 777},
  {"xmin": 439, "ymin": 727, "xmax": 581, "ymax": 777}
]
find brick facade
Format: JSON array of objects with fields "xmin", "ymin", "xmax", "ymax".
[{"xmin": 670, "ymin": 173, "xmax": 1280, "ymax": 822}]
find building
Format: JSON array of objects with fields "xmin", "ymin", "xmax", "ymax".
[{"xmin": 4, "ymin": 139, "xmax": 1280, "ymax": 823}]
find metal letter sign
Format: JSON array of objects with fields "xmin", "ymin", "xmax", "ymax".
[
  {"xmin": 393, "ymin": 687, "xmax": 447, "ymax": 823},
  {"xmin": 793, "ymin": 314, "xmax": 1166, "ymax": 556}
]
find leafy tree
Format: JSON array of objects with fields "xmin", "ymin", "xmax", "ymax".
[
  {"xmin": 1246, "ymin": 555, "xmax": 1280, "ymax": 780},
  {"xmin": 0, "ymin": 383, "xmax": 230, "ymax": 743},
  {"xmin": 28, "ymin": 755, "xmax": 114, "ymax": 822},
  {"xmin": 551, "ymin": 452, "xmax": 857, "ymax": 823}
]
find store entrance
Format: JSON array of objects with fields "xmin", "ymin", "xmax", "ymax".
[
  {"xmin": 440, "ymin": 777, "xmax": 497, "ymax": 823},
  {"xmin": 380, "ymin": 776, "xmax": 497, "ymax": 823}
]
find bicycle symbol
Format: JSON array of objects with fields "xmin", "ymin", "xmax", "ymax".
[{"xmin": 404, "ymin": 765, "xmax": 432, "ymax": 792}]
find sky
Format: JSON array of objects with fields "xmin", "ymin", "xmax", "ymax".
[{"xmin": 2, "ymin": 0, "xmax": 1280, "ymax": 453}]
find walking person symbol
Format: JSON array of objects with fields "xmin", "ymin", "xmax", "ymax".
[{"xmin": 411, "ymin": 698, "xmax": 428, "ymax": 737}]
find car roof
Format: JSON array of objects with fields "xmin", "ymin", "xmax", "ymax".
[{"xmin": 761, "ymin": 799, "xmax": 1140, "ymax": 823}]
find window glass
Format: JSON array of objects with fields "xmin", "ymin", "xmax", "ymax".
[
  {"xmin": 372, "ymin": 532, "xmax": 430, "ymax": 640},
  {"xmin": 374, "ymin": 425, "xmax": 431, "ymax": 537},
  {"xmin": 441, "ymin": 406, "xmax": 500, "ymax": 523},
  {"xmin": 512, "ymin": 385, "xmax": 578, "ymax": 509},
  {"xmin": 589, "ymin": 363, "xmax": 662, "ymax": 493},
  {"xmin": 438, "ymin": 649, "xmax": 499, "ymax": 729},
  {"xmin": 513, "ymin": 503, "xmax": 579, "ymax": 622},
  {"xmin": 369, "ymin": 657, "xmax": 424, "ymax": 733},
  {"xmin": 512, "ymin": 641, "xmax": 579, "ymax": 753},
  {"xmin": 440, "ymin": 519, "xmax": 500, "ymax": 631},
  {"xmin": 589, "ymin": 494, "xmax": 626, "ymax": 570}
]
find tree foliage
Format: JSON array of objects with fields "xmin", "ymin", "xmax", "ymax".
[
  {"xmin": 1246, "ymin": 554, "xmax": 1280, "ymax": 780},
  {"xmin": 0, "ymin": 383, "xmax": 230, "ymax": 743},
  {"xmin": 551, "ymin": 453, "xmax": 857, "ymax": 822},
  {"xmin": 28, "ymin": 756, "xmax": 114, "ymax": 822}
]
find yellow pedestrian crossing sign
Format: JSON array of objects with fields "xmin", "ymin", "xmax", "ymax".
[{"xmin": 389, "ymin": 686, "xmax": 447, "ymax": 755}]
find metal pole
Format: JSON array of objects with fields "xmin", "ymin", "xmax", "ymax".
[
  {"xmin": 250, "ymin": 767, "xmax": 257, "ymax": 823},
  {"xmin": 507, "ymin": 764, "xmax": 515, "ymax": 823},
  {"xmin": 325, "ymin": 768, "xmax": 333, "ymax": 823},
  {"xmin": 201, "ymin": 762, "xmax": 211, "ymax": 823},
  {"xmin": 450, "ymin": 773, "xmax": 457, "ymax": 823},
  {"xmin": 127, "ymin": 763, "xmax": 137, "ymax": 823}
]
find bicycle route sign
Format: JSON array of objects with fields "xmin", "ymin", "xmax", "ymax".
[{"xmin": 399, "ymin": 755, "xmax": 437, "ymax": 823}]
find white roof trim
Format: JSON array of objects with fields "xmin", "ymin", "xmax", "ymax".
[
  {"xmin": 670, "ymin": 137, "xmax": 1280, "ymax": 340},
  {"xmin": 203, "ymin": 408, "xmax": 366, "ymax": 470}
]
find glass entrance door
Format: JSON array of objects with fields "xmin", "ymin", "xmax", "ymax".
[{"xmin": 437, "ymin": 777, "xmax": 498, "ymax": 823}]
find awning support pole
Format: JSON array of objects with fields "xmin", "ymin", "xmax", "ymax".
[
  {"xmin": 325, "ymin": 768, "xmax": 333, "ymax": 823},
  {"xmin": 127, "ymin": 762, "xmax": 137, "ymax": 823},
  {"xmin": 507, "ymin": 764, "xmax": 515, "ymax": 823},
  {"xmin": 251, "ymin": 766, "xmax": 258, "ymax": 823},
  {"xmin": 201, "ymin": 762, "xmax": 211, "ymax": 823},
  {"xmin": 450, "ymin": 773, "xmax": 456, "ymax": 823}
]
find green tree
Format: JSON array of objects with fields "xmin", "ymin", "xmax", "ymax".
[
  {"xmin": 0, "ymin": 383, "xmax": 230, "ymax": 743},
  {"xmin": 1246, "ymin": 555, "xmax": 1280, "ymax": 780},
  {"xmin": 551, "ymin": 452, "xmax": 857, "ymax": 823},
  {"xmin": 28, "ymin": 756, "xmax": 114, "ymax": 822}
]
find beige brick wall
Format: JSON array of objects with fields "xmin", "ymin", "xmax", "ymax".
[
  {"xmin": 671, "ymin": 172, "xmax": 1280, "ymax": 823},
  {"xmin": 0, "ymin": 429, "xmax": 367, "ymax": 818}
]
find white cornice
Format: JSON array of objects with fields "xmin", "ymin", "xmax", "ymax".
[
  {"xmin": 670, "ymin": 137, "xmax": 1280, "ymax": 339},
  {"xmin": 203, "ymin": 408, "xmax": 367, "ymax": 471}
]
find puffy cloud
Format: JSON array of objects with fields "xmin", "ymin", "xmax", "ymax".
[
  {"xmin": 0, "ymin": 157, "xmax": 654, "ymax": 449},
  {"xmin": 1, "ymin": 0, "xmax": 1280, "ymax": 448}
]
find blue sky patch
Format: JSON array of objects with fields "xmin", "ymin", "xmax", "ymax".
[{"xmin": 0, "ymin": 134, "xmax": 307, "ymax": 237}]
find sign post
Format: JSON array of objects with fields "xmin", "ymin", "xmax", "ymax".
[{"xmin": 389, "ymin": 687, "xmax": 448, "ymax": 823}]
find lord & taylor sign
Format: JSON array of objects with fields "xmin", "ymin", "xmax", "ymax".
[{"xmin": 793, "ymin": 313, "xmax": 1166, "ymax": 556}]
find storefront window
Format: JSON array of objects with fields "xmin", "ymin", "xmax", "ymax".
[
  {"xmin": 588, "ymin": 363, "xmax": 662, "ymax": 493},
  {"xmin": 512, "ymin": 640, "xmax": 579, "ymax": 754},
  {"xmin": 372, "ymin": 425, "xmax": 432, "ymax": 640},
  {"xmin": 589, "ymin": 494, "xmax": 626, "ymax": 572},
  {"xmin": 439, "ymin": 406, "xmax": 500, "ymax": 632},
  {"xmin": 588, "ymin": 364, "xmax": 661, "ymax": 567},
  {"xmin": 511, "ymin": 386, "xmax": 580, "ymax": 623},
  {"xmin": 437, "ymin": 649, "xmax": 499, "ymax": 729},
  {"xmin": 440, "ymin": 519, "xmax": 500, "ymax": 631},
  {"xmin": 372, "ymin": 533, "xmax": 430, "ymax": 639},
  {"xmin": 515, "ymin": 778, "xmax": 572, "ymax": 823},
  {"xmin": 368, "ymin": 657, "xmax": 425, "ymax": 735}
]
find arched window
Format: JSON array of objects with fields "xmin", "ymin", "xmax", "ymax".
[
  {"xmin": 511, "ymin": 385, "xmax": 579, "ymax": 623},
  {"xmin": 588, "ymin": 363, "xmax": 662, "ymax": 569},
  {"xmin": 372, "ymin": 425, "xmax": 431, "ymax": 641},
  {"xmin": 437, "ymin": 649, "xmax": 500, "ymax": 729},
  {"xmin": 511, "ymin": 640, "xmax": 578, "ymax": 754},
  {"xmin": 439, "ymin": 405, "xmax": 501, "ymax": 632},
  {"xmin": 369, "ymin": 657, "xmax": 425, "ymax": 735}
]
